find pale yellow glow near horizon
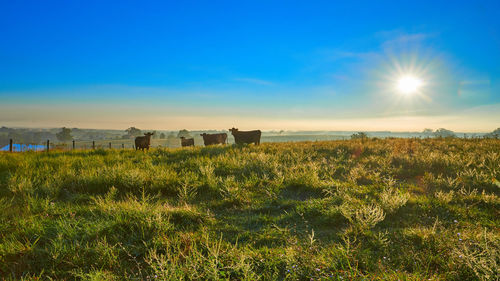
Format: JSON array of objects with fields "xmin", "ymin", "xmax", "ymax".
[
  {"xmin": 1, "ymin": 103, "xmax": 499, "ymax": 133},
  {"xmin": 396, "ymin": 75, "xmax": 423, "ymax": 95}
]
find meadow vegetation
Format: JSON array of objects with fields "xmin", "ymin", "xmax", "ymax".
[{"xmin": 0, "ymin": 138, "xmax": 499, "ymax": 280}]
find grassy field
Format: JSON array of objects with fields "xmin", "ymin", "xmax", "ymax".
[{"xmin": 0, "ymin": 138, "xmax": 499, "ymax": 280}]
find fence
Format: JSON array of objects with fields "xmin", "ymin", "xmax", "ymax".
[
  {"xmin": 0, "ymin": 138, "xmax": 180, "ymax": 152},
  {"xmin": 1, "ymin": 134, "xmax": 354, "ymax": 153}
]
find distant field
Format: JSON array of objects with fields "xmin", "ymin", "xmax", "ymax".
[
  {"xmin": 35, "ymin": 134, "xmax": 349, "ymax": 150},
  {"xmin": 0, "ymin": 139, "xmax": 499, "ymax": 280}
]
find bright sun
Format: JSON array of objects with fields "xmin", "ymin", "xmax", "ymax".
[{"xmin": 397, "ymin": 75, "xmax": 423, "ymax": 95}]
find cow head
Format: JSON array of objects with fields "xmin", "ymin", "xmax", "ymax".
[
  {"xmin": 229, "ymin": 128, "xmax": 238, "ymax": 134},
  {"xmin": 180, "ymin": 136, "xmax": 185, "ymax": 140},
  {"xmin": 200, "ymin": 133, "xmax": 206, "ymax": 137}
]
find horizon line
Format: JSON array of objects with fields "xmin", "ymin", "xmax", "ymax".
[{"xmin": 1, "ymin": 125, "xmax": 495, "ymax": 134}]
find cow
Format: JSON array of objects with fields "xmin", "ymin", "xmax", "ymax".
[
  {"xmin": 180, "ymin": 137, "xmax": 195, "ymax": 147},
  {"xmin": 200, "ymin": 133, "xmax": 227, "ymax": 146},
  {"xmin": 135, "ymin": 132, "xmax": 154, "ymax": 151},
  {"xmin": 229, "ymin": 128, "xmax": 261, "ymax": 145}
]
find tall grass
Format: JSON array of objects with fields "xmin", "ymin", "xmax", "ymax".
[{"xmin": 0, "ymin": 138, "xmax": 499, "ymax": 280}]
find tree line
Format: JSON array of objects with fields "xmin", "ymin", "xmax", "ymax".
[
  {"xmin": 0, "ymin": 126, "xmax": 199, "ymax": 146},
  {"xmin": 350, "ymin": 128, "xmax": 500, "ymax": 139},
  {"xmin": 2, "ymin": 126, "xmax": 499, "ymax": 147}
]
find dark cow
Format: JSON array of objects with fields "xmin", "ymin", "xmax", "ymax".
[
  {"xmin": 180, "ymin": 137, "xmax": 195, "ymax": 147},
  {"xmin": 200, "ymin": 133, "xmax": 227, "ymax": 146},
  {"xmin": 229, "ymin": 128, "xmax": 261, "ymax": 145},
  {"xmin": 135, "ymin": 132, "xmax": 154, "ymax": 151}
]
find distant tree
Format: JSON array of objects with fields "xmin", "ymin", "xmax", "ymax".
[
  {"xmin": 484, "ymin": 128, "xmax": 500, "ymax": 139},
  {"xmin": 167, "ymin": 132, "xmax": 176, "ymax": 140},
  {"xmin": 434, "ymin": 128, "xmax": 455, "ymax": 138},
  {"xmin": 0, "ymin": 133, "xmax": 8, "ymax": 146},
  {"xmin": 160, "ymin": 132, "xmax": 166, "ymax": 139},
  {"xmin": 125, "ymin": 127, "xmax": 142, "ymax": 138},
  {"xmin": 351, "ymin": 132, "xmax": 368, "ymax": 140},
  {"xmin": 32, "ymin": 132, "xmax": 42, "ymax": 144},
  {"xmin": 7, "ymin": 131, "xmax": 25, "ymax": 143},
  {"xmin": 279, "ymin": 130, "xmax": 285, "ymax": 135},
  {"xmin": 56, "ymin": 127, "xmax": 73, "ymax": 142},
  {"xmin": 177, "ymin": 129, "xmax": 192, "ymax": 138},
  {"xmin": 422, "ymin": 128, "xmax": 433, "ymax": 134}
]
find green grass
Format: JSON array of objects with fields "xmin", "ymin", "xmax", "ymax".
[{"xmin": 0, "ymin": 138, "xmax": 499, "ymax": 280}]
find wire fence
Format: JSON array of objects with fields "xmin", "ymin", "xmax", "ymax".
[
  {"xmin": 2, "ymin": 132, "xmax": 495, "ymax": 153},
  {"xmin": 1, "ymin": 138, "xmax": 180, "ymax": 152},
  {"xmin": 1, "ymin": 134, "xmax": 352, "ymax": 153}
]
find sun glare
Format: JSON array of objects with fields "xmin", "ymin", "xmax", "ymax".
[{"xmin": 397, "ymin": 75, "xmax": 423, "ymax": 95}]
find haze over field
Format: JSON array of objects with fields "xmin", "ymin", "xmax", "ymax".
[{"xmin": 1, "ymin": 1, "xmax": 499, "ymax": 131}]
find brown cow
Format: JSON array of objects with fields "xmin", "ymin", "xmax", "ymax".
[
  {"xmin": 135, "ymin": 132, "xmax": 154, "ymax": 151},
  {"xmin": 200, "ymin": 133, "xmax": 227, "ymax": 146},
  {"xmin": 180, "ymin": 137, "xmax": 195, "ymax": 147},
  {"xmin": 229, "ymin": 128, "xmax": 261, "ymax": 145}
]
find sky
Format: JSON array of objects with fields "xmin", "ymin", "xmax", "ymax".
[{"xmin": 1, "ymin": 0, "xmax": 499, "ymax": 132}]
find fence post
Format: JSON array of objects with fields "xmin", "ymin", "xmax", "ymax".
[
  {"xmin": 46, "ymin": 140, "xmax": 50, "ymax": 152},
  {"xmin": 72, "ymin": 140, "xmax": 75, "ymax": 150},
  {"xmin": 92, "ymin": 141, "xmax": 95, "ymax": 150},
  {"xmin": 9, "ymin": 139, "xmax": 13, "ymax": 152},
  {"xmin": 122, "ymin": 143, "xmax": 124, "ymax": 149},
  {"xmin": 109, "ymin": 142, "xmax": 112, "ymax": 149}
]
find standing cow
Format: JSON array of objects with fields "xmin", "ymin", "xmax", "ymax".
[
  {"xmin": 180, "ymin": 137, "xmax": 195, "ymax": 147},
  {"xmin": 135, "ymin": 132, "xmax": 154, "ymax": 151},
  {"xmin": 200, "ymin": 133, "xmax": 227, "ymax": 146},
  {"xmin": 229, "ymin": 128, "xmax": 261, "ymax": 145}
]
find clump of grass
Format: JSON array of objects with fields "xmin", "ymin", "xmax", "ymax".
[
  {"xmin": 353, "ymin": 204, "xmax": 386, "ymax": 230},
  {"xmin": 72, "ymin": 269, "xmax": 117, "ymax": 281},
  {"xmin": 434, "ymin": 190, "xmax": 454, "ymax": 204},
  {"xmin": 178, "ymin": 174, "xmax": 198, "ymax": 204},
  {"xmin": 480, "ymin": 190, "xmax": 499, "ymax": 204},
  {"xmin": 452, "ymin": 229, "xmax": 499, "ymax": 281},
  {"xmin": 341, "ymin": 202, "xmax": 386, "ymax": 230},
  {"xmin": 347, "ymin": 165, "xmax": 375, "ymax": 185},
  {"xmin": 380, "ymin": 187, "xmax": 410, "ymax": 213}
]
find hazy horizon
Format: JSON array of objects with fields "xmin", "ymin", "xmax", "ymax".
[{"xmin": 0, "ymin": 121, "xmax": 496, "ymax": 134}]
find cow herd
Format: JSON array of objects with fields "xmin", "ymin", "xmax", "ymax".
[{"xmin": 135, "ymin": 128, "xmax": 261, "ymax": 151}]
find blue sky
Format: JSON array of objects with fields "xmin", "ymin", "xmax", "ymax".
[{"xmin": 1, "ymin": 0, "xmax": 499, "ymax": 131}]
